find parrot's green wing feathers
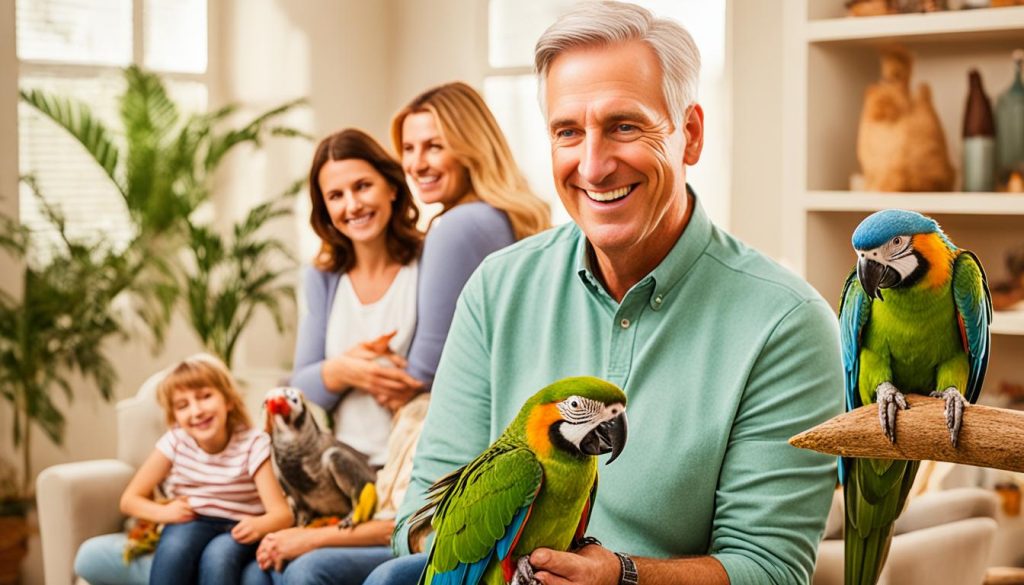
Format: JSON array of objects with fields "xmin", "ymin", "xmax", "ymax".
[
  {"xmin": 951, "ymin": 251, "xmax": 992, "ymax": 404},
  {"xmin": 427, "ymin": 441, "xmax": 543, "ymax": 576}
]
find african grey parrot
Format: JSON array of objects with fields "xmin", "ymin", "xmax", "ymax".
[{"xmin": 263, "ymin": 387, "xmax": 378, "ymax": 527}]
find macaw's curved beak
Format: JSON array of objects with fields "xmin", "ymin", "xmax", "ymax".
[
  {"xmin": 580, "ymin": 411, "xmax": 628, "ymax": 464},
  {"xmin": 857, "ymin": 257, "xmax": 899, "ymax": 301}
]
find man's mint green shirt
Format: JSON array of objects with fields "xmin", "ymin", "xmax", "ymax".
[{"xmin": 395, "ymin": 197, "xmax": 844, "ymax": 584}]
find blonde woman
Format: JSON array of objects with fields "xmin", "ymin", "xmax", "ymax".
[{"xmin": 393, "ymin": 81, "xmax": 550, "ymax": 392}]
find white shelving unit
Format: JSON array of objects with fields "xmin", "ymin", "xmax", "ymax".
[
  {"xmin": 782, "ymin": 2, "xmax": 1024, "ymax": 401},
  {"xmin": 804, "ymin": 191, "xmax": 1024, "ymax": 214},
  {"xmin": 806, "ymin": 6, "xmax": 1024, "ymax": 44}
]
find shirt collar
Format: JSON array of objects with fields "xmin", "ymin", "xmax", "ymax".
[{"xmin": 575, "ymin": 185, "xmax": 713, "ymax": 310}]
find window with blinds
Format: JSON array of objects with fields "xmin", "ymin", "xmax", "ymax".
[{"xmin": 15, "ymin": 0, "xmax": 208, "ymax": 251}]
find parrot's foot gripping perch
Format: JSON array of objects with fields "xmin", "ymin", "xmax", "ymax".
[
  {"xmin": 876, "ymin": 382, "xmax": 908, "ymax": 444},
  {"xmin": 511, "ymin": 556, "xmax": 540, "ymax": 585},
  {"xmin": 930, "ymin": 387, "xmax": 966, "ymax": 447}
]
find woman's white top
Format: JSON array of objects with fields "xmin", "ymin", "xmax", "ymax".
[{"xmin": 324, "ymin": 261, "xmax": 417, "ymax": 466}]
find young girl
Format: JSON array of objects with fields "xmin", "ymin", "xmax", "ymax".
[{"xmin": 121, "ymin": 355, "xmax": 293, "ymax": 585}]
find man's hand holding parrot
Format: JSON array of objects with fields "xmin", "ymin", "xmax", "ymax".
[{"xmin": 528, "ymin": 544, "xmax": 619, "ymax": 585}]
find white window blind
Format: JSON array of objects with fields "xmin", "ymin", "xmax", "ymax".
[
  {"xmin": 16, "ymin": 0, "xmax": 208, "ymax": 252},
  {"xmin": 17, "ymin": 73, "xmax": 132, "ymax": 249},
  {"xmin": 16, "ymin": 0, "xmax": 133, "ymax": 66}
]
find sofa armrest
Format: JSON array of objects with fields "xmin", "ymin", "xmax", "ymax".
[
  {"xmin": 37, "ymin": 460, "xmax": 134, "ymax": 585},
  {"xmin": 882, "ymin": 516, "xmax": 997, "ymax": 585},
  {"xmin": 894, "ymin": 487, "xmax": 998, "ymax": 535}
]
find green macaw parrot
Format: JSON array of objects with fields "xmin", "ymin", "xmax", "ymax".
[
  {"xmin": 412, "ymin": 376, "xmax": 628, "ymax": 585},
  {"xmin": 838, "ymin": 209, "xmax": 992, "ymax": 585}
]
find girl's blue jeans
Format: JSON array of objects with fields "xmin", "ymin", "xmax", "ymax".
[{"xmin": 149, "ymin": 515, "xmax": 258, "ymax": 585}]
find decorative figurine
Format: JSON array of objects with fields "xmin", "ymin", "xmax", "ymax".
[
  {"xmin": 996, "ymin": 50, "xmax": 1024, "ymax": 190},
  {"xmin": 857, "ymin": 45, "xmax": 955, "ymax": 192}
]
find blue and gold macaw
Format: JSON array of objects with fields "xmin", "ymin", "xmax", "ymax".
[{"xmin": 838, "ymin": 209, "xmax": 991, "ymax": 585}]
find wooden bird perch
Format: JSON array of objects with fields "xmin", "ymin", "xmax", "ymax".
[{"xmin": 790, "ymin": 395, "xmax": 1024, "ymax": 473}]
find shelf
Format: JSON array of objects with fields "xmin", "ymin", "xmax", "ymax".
[
  {"xmin": 806, "ymin": 6, "xmax": 1024, "ymax": 45},
  {"xmin": 993, "ymin": 311, "xmax": 1024, "ymax": 336},
  {"xmin": 803, "ymin": 191, "xmax": 1024, "ymax": 215}
]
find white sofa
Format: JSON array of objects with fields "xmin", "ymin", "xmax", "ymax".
[
  {"xmin": 36, "ymin": 366, "xmax": 166, "ymax": 585},
  {"xmin": 813, "ymin": 486, "xmax": 1000, "ymax": 585}
]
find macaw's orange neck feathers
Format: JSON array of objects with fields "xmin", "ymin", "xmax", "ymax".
[
  {"xmin": 912, "ymin": 233, "xmax": 955, "ymax": 289},
  {"xmin": 525, "ymin": 403, "xmax": 561, "ymax": 460}
]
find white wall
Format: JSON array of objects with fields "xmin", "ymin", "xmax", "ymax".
[
  {"xmin": 728, "ymin": 0, "xmax": 786, "ymax": 262},
  {"xmin": 391, "ymin": 0, "xmax": 484, "ymax": 112},
  {"xmin": 0, "ymin": 0, "xmax": 18, "ymax": 298},
  {"xmin": 0, "ymin": 0, "xmax": 21, "ymax": 480}
]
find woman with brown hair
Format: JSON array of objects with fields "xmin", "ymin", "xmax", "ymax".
[
  {"xmin": 392, "ymin": 81, "xmax": 550, "ymax": 392},
  {"xmin": 246, "ymin": 129, "xmax": 425, "ymax": 585},
  {"xmin": 290, "ymin": 128, "xmax": 424, "ymax": 466}
]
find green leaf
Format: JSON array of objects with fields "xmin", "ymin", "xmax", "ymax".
[
  {"xmin": 19, "ymin": 89, "xmax": 124, "ymax": 196},
  {"xmin": 203, "ymin": 98, "xmax": 307, "ymax": 171}
]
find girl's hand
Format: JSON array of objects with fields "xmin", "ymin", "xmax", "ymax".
[
  {"xmin": 231, "ymin": 516, "xmax": 264, "ymax": 544},
  {"xmin": 256, "ymin": 528, "xmax": 320, "ymax": 571},
  {"xmin": 160, "ymin": 497, "xmax": 196, "ymax": 524}
]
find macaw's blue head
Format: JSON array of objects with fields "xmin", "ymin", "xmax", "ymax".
[{"xmin": 851, "ymin": 209, "xmax": 952, "ymax": 301}]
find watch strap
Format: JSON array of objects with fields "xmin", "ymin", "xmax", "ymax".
[{"xmin": 615, "ymin": 551, "xmax": 639, "ymax": 585}]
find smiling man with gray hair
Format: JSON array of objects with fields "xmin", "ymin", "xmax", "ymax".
[{"xmin": 368, "ymin": 3, "xmax": 844, "ymax": 584}]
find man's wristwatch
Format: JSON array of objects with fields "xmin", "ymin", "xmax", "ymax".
[{"xmin": 614, "ymin": 551, "xmax": 639, "ymax": 585}]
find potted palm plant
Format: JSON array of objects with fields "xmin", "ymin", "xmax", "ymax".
[
  {"xmin": 0, "ymin": 183, "xmax": 136, "ymax": 494},
  {"xmin": 183, "ymin": 193, "xmax": 299, "ymax": 368},
  {"xmin": 0, "ymin": 180, "xmax": 148, "ymax": 583},
  {"xmin": 0, "ymin": 456, "xmax": 29, "ymax": 585},
  {"xmin": 20, "ymin": 65, "xmax": 307, "ymax": 363}
]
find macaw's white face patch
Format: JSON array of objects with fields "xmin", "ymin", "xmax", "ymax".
[{"xmin": 556, "ymin": 396, "xmax": 623, "ymax": 447}]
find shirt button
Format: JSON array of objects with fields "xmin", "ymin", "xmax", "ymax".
[
  {"xmin": 620, "ymin": 318, "xmax": 630, "ymax": 329},
  {"xmin": 654, "ymin": 295, "xmax": 663, "ymax": 305}
]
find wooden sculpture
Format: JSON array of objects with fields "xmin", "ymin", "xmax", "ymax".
[{"xmin": 857, "ymin": 45, "xmax": 955, "ymax": 192}]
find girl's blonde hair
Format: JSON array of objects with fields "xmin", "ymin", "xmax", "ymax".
[
  {"xmin": 156, "ymin": 355, "xmax": 252, "ymax": 431},
  {"xmin": 391, "ymin": 81, "xmax": 551, "ymax": 241}
]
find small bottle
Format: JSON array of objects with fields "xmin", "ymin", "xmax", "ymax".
[
  {"xmin": 963, "ymin": 69, "xmax": 996, "ymax": 192},
  {"xmin": 996, "ymin": 50, "xmax": 1024, "ymax": 190}
]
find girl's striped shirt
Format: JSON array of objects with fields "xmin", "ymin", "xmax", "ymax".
[{"xmin": 156, "ymin": 426, "xmax": 271, "ymax": 520}]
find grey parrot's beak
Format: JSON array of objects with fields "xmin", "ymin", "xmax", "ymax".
[
  {"xmin": 857, "ymin": 257, "xmax": 899, "ymax": 301},
  {"xmin": 580, "ymin": 411, "xmax": 628, "ymax": 464}
]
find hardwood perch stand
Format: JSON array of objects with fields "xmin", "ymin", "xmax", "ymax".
[{"xmin": 790, "ymin": 395, "xmax": 1024, "ymax": 473}]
